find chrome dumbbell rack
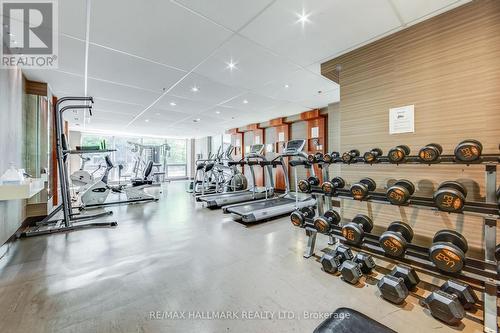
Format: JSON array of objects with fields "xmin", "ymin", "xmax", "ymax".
[{"xmin": 300, "ymin": 157, "xmax": 499, "ymax": 333}]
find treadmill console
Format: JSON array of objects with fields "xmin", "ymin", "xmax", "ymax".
[
  {"xmin": 249, "ymin": 144, "xmax": 265, "ymax": 155},
  {"xmin": 283, "ymin": 139, "xmax": 306, "ymax": 155}
]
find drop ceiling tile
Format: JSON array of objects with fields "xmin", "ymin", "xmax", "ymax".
[
  {"xmin": 144, "ymin": 108, "xmax": 192, "ymax": 123},
  {"xmin": 255, "ymin": 68, "xmax": 338, "ymax": 102},
  {"xmin": 92, "ymin": 98, "xmax": 144, "ymax": 116},
  {"xmin": 168, "ymin": 73, "xmax": 245, "ymax": 104},
  {"xmin": 58, "ymin": 36, "xmax": 86, "ymax": 75},
  {"xmin": 194, "ymin": 35, "xmax": 301, "ymax": 90},
  {"xmin": 23, "ymin": 69, "xmax": 84, "ymax": 96},
  {"xmin": 203, "ymin": 106, "xmax": 241, "ymax": 120},
  {"xmin": 90, "ymin": 0, "xmax": 232, "ymax": 70},
  {"xmin": 59, "ymin": 0, "xmax": 87, "ymax": 38},
  {"xmin": 220, "ymin": 92, "xmax": 281, "ymax": 112},
  {"xmin": 240, "ymin": 0, "xmax": 401, "ymax": 66},
  {"xmin": 298, "ymin": 89, "xmax": 340, "ymax": 109},
  {"xmin": 88, "ymin": 44, "xmax": 186, "ymax": 92},
  {"xmin": 156, "ymin": 94, "xmax": 214, "ymax": 115},
  {"xmin": 391, "ymin": 0, "xmax": 471, "ymax": 25},
  {"xmin": 173, "ymin": 0, "xmax": 274, "ymax": 31},
  {"xmin": 87, "ymin": 79, "xmax": 161, "ymax": 106}
]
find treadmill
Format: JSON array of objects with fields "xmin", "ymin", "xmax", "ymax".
[
  {"xmin": 223, "ymin": 139, "xmax": 316, "ymax": 223},
  {"xmin": 197, "ymin": 144, "xmax": 274, "ymax": 208}
]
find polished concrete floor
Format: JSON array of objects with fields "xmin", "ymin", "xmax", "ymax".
[{"xmin": 0, "ymin": 181, "xmax": 487, "ymax": 332}]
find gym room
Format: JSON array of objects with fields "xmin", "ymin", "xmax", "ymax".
[{"xmin": 0, "ymin": 0, "xmax": 499, "ymax": 332}]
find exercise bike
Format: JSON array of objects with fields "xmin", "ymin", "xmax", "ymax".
[
  {"xmin": 80, "ymin": 156, "xmax": 158, "ymax": 209},
  {"xmin": 70, "ymin": 155, "xmax": 102, "ymax": 193}
]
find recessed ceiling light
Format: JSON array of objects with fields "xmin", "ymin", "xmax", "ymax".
[
  {"xmin": 145, "ymin": 119, "xmax": 150, "ymax": 123},
  {"xmin": 193, "ymin": 118, "xmax": 201, "ymax": 123},
  {"xmin": 191, "ymin": 86, "xmax": 199, "ymax": 92},
  {"xmin": 242, "ymin": 99, "xmax": 249, "ymax": 104},
  {"xmin": 170, "ymin": 102, "xmax": 176, "ymax": 106},
  {"xmin": 296, "ymin": 9, "xmax": 311, "ymax": 26},
  {"xmin": 215, "ymin": 111, "xmax": 221, "ymax": 114},
  {"xmin": 226, "ymin": 59, "xmax": 238, "ymax": 71},
  {"xmin": 284, "ymin": 84, "xmax": 290, "ymax": 88}
]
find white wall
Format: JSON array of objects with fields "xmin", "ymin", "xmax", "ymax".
[{"xmin": 0, "ymin": 68, "xmax": 25, "ymax": 247}]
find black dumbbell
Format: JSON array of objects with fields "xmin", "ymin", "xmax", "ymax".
[
  {"xmin": 386, "ymin": 179, "xmax": 415, "ymax": 205},
  {"xmin": 341, "ymin": 149, "xmax": 360, "ymax": 164},
  {"xmin": 298, "ymin": 176, "xmax": 320, "ymax": 193},
  {"xmin": 307, "ymin": 152, "xmax": 323, "ymax": 164},
  {"xmin": 350, "ymin": 177, "xmax": 376, "ymax": 200},
  {"xmin": 418, "ymin": 143, "xmax": 443, "ymax": 163},
  {"xmin": 363, "ymin": 148, "xmax": 383, "ymax": 163},
  {"xmin": 339, "ymin": 252, "xmax": 376, "ymax": 284},
  {"xmin": 323, "ymin": 151, "xmax": 340, "ymax": 163},
  {"xmin": 424, "ymin": 280, "xmax": 478, "ymax": 326},
  {"xmin": 454, "ymin": 139, "xmax": 483, "ymax": 162},
  {"xmin": 290, "ymin": 206, "xmax": 315, "ymax": 228},
  {"xmin": 377, "ymin": 265, "xmax": 420, "ymax": 304},
  {"xmin": 342, "ymin": 214, "xmax": 373, "ymax": 246},
  {"xmin": 379, "ymin": 221, "xmax": 414, "ymax": 258},
  {"xmin": 321, "ymin": 176, "xmax": 345, "ymax": 196},
  {"xmin": 388, "ymin": 145, "xmax": 411, "ymax": 164},
  {"xmin": 433, "ymin": 181, "xmax": 467, "ymax": 213},
  {"xmin": 429, "ymin": 230, "xmax": 468, "ymax": 273},
  {"xmin": 319, "ymin": 245, "xmax": 353, "ymax": 274},
  {"xmin": 313, "ymin": 210, "xmax": 341, "ymax": 234}
]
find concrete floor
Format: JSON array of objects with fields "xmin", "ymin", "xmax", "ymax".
[{"xmin": 0, "ymin": 181, "xmax": 487, "ymax": 332}]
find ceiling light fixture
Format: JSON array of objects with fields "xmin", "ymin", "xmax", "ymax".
[
  {"xmin": 193, "ymin": 118, "xmax": 201, "ymax": 123},
  {"xmin": 243, "ymin": 99, "xmax": 249, "ymax": 104},
  {"xmin": 215, "ymin": 111, "xmax": 221, "ymax": 114},
  {"xmin": 226, "ymin": 59, "xmax": 238, "ymax": 71},
  {"xmin": 145, "ymin": 119, "xmax": 150, "ymax": 123},
  {"xmin": 191, "ymin": 86, "xmax": 199, "ymax": 92},
  {"xmin": 296, "ymin": 9, "xmax": 311, "ymax": 26},
  {"xmin": 170, "ymin": 102, "xmax": 176, "ymax": 106},
  {"xmin": 284, "ymin": 84, "xmax": 290, "ymax": 88}
]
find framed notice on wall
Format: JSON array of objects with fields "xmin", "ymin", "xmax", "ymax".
[{"xmin": 389, "ymin": 105, "xmax": 415, "ymax": 134}]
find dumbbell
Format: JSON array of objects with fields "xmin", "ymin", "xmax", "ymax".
[
  {"xmin": 424, "ymin": 280, "xmax": 478, "ymax": 326},
  {"xmin": 433, "ymin": 181, "xmax": 467, "ymax": 213},
  {"xmin": 350, "ymin": 177, "xmax": 376, "ymax": 200},
  {"xmin": 379, "ymin": 221, "xmax": 414, "ymax": 258},
  {"xmin": 342, "ymin": 214, "xmax": 374, "ymax": 246},
  {"xmin": 341, "ymin": 149, "xmax": 360, "ymax": 164},
  {"xmin": 319, "ymin": 245, "xmax": 353, "ymax": 274},
  {"xmin": 388, "ymin": 145, "xmax": 411, "ymax": 164},
  {"xmin": 429, "ymin": 230, "xmax": 468, "ymax": 273},
  {"xmin": 386, "ymin": 179, "xmax": 415, "ymax": 205},
  {"xmin": 290, "ymin": 206, "xmax": 315, "ymax": 228},
  {"xmin": 307, "ymin": 152, "xmax": 324, "ymax": 164},
  {"xmin": 454, "ymin": 139, "xmax": 483, "ymax": 162},
  {"xmin": 419, "ymin": 143, "xmax": 443, "ymax": 163},
  {"xmin": 314, "ymin": 210, "xmax": 341, "ymax": 234},
  {"xmin": 321, "ymin": 176, "xmax": 345, "ymax": 196},
  {"xmin": 298, "ymin": 176, "xmax": 320, "ymax": 193},
  {"xmin": 363, "ymin": 148, "xmax": 383, "ymax": 163},
  {"xmin": 377, "ymin": 265, "xmax": 420, "ymax": 304},
  {"xmin": 339, "ymin": 252, "xmax": 376, "ymax": 284},
  {"xmin": 323, "ymin": 151, "xmax": 340, "ymax": 163}
]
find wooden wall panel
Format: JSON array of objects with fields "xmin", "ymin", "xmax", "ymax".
[{"xmin": 321, "ymin": 1, "xmax": 500, "ymax": 254}]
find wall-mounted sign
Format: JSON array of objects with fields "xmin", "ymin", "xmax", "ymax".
[
  {"xmin": 311, "ymin": 126, "xmax": 319, "ymax": 138},
  {"xmin": 278, "ymin": 132, "xmax": 285, "ymax": 142},
  {"xmin": 389, "ymin": 105, "xmax": 415, "ymax": 134}
]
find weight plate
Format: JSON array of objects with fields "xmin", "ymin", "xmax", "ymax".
[
  {"xmin": 388, "ymin": 221, "xmax": 414, "ymax": 242},
  {"xmin": 388, "ymin": 145, "xmax": 409, "ymax": 163},
  {"xmin": 290, "ymin": 211, "xmax": 304, "ymax": 227},
  {"xmin": 298, "ymin": 179, "xmax": 310, "ymax": 193},
  {"xmin": 363, "ymin": 151, "xmax": 376, "ymax": 163},
  {"xmin": 396, "ymin": 179, "xmax": 415, "ymax": 195},
  {"xmin": 419, "ymin": 144, "xmax": 441, "ymax": 163},
  {"xmin": 322, "ymin": 182, "xmax": 334, "ymax": 195},
  {"xmin": 323, "ymin": 154, "xmax": 332, "ymax": 163},
  {"xmin": 386, "ymin": 186, "xmax": 409, "ymax": 205},
  {"xmin": 332, "ymin": 177, "xmax": 346, "ymax": 189},
  {"xmin": 307, "ymin": 154, "xmax": 315, "ymax": 163},
  {"xmin": 342, "ymin": 223, "xmax": 363, "ymax": 245},
  {"xmin": 350, "ymin": 183, "xmax": 368, "ymax": 200},
  {"xmin": 429, "ymin": 243, "xmax": 466, "ymax": 273},
  {"xmin": 438, "ymin": 181, "xmax": 467, "ymax": 197},
  {"xmin": 380, "ymin": 232, "xmax": 407, "ymax": 257},
  {"xmin": 314, "ymin": 217, "xmax": 330, "ymax": 233},
  {"xmin": 361, "ymin": 177, "xmax": 377, "ymax": 191},
  {"xmin": 454, "ymin": 139, "xmax": 482, "ymax": 162},
  {"xmin": 352, "ymin": 214, "xmax": 373, "ymax": 232},
  {"xmin": 324, "ymin": 210, "xmax": 340, "ymax": 223},
  {"xmin": 300, "ymin": 206, "xmax": 315, "ymax": 218},
  {"xmin": 433, "ymin": 230, "xmax": 468, "ymax": 253}
]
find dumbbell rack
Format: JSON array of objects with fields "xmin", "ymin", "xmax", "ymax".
[{"xmin": 300, "ymin": 156, "xmax": 499, "ymax": 333}]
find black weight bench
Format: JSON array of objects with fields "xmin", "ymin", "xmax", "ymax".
[{"xmin": 313, "ymin": 308, "xmax": 396, "ymax": 333}]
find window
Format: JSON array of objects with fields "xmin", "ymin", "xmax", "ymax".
[{"xmin": 78, "ymin": 133, "xmax": 188, "ymax": 182}]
